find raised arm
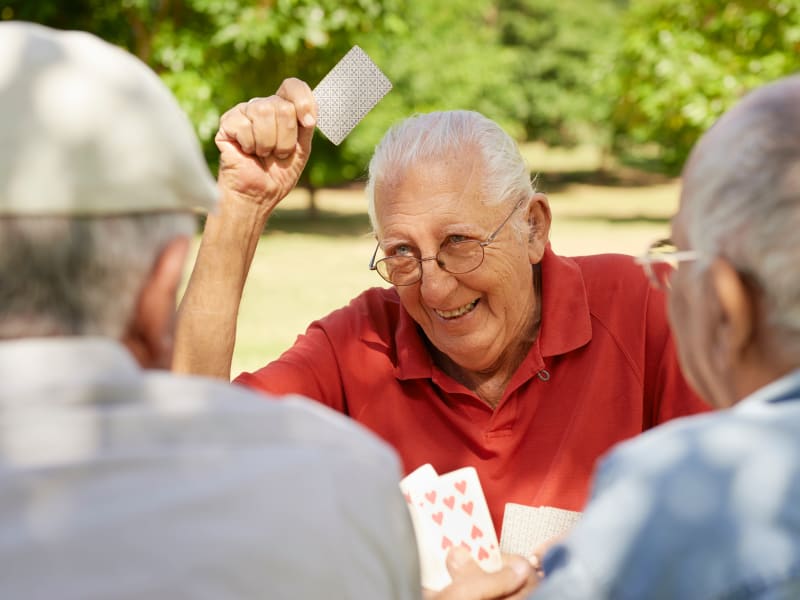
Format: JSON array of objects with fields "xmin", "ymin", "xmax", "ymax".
[{"xmin": 173, "ymin": 78, "xmax": 317, "ymax": 379}]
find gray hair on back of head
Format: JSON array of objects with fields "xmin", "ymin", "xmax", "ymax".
[
  {"xmin": 365, "ymin": 110, "xmax": 534, "ymax": 235},
  {"xmin": 682, "ymin": 75, "xmax": 800, "ymax": 345},
  {"xmin": 0, "ymin": 212, "xmax": 195, "ymax": 339}
]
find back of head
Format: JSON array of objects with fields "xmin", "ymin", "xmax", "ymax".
[
  {"xmin": 681, "ymin": 75, "xmax": 800, "ymax": 351},
  {"xmin": 365, "ymin": 110, "xmax": 533, "ymax": 230},
  {"xmin": 0, "ymin": 22, "xmax": 218, "ymax": 339}
]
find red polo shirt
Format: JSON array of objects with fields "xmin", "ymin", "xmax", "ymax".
[{"xmin": 235, "ymin": 247, "xmax": 709, "ymax": 533}]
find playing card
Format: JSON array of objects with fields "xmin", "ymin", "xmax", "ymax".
[
  {"xmin": 410, "ymin": 466, "xmax": 502, "ymax": 591},
  {"xmin": 312, "ymin": 45, "xmax": 392, "ymax": 145},
  {"xmin": 400, "ymin": 464, "xmax": 451, "ymax": 591},
  {"xmin": 434, "ymin": 468, "xmax": 503, "ymax": 573},
  {"xmin": 499, "ymin": 503, "xmax": 582, "ymax": 557}
]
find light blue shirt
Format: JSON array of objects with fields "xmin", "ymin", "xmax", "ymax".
[
  {"xmin": 534, "ymin": 370, "xmax": 800, "ymax": 599},
  {"xmin": 0, "ymin": 337, "xmax": 421, "ymax": 600}
]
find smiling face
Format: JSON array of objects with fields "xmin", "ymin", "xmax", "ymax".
[{"xmin": 373, "ymin": 151, "xmax": 549, "ymax": 375}]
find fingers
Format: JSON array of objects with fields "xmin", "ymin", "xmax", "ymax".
[
  {"xmin": 216, "ymin": 78, "xmax": 317, "ymax": 160},
  {"xmin": 277, "ymin": 77, "xmax": 317, "ymax": 151},
  {"xmin": 276, "ymin": 77, "xmax": 317, "ymax": 128},
  {"xmin": 432, "ymin": 547, "xmax": 538, "ymax": 600}
]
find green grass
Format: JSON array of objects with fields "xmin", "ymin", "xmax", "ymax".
[{"xmin": 184, "ymin": 144, "xmax": 683, "ymax": 376}]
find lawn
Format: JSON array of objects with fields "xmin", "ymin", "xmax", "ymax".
[{"xmin": 184, "ymin": 143, "xmax": 682, "ymax": 377}]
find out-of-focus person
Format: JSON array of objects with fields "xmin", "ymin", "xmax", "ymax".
[
  {"xmin": 0, "ymin": 21, "xmax": 421, "ymax": 600},
  {"xmin": 529, "ymin": 74, "xmax": 800, "ymax": 599}
]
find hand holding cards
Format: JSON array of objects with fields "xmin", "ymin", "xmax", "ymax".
[
  {"xmin": 400, "ymin": 464, "xmax": 503, "ymax": 591},
  {"xmin": 401, "ymin": 464, "xmax": 583, "ymax": 591}
]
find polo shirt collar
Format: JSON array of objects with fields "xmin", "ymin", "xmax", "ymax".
[
  {"xmin": 390, "ymin": 245, "xmax": 592, "ymax": 381},
  {"xmin": 537, "ymin": 244, "xmax": 592, "ymax": 357}
]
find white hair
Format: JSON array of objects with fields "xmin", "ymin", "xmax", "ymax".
[
  {"xmin": 0, "ymin": 213, "xmax": 195, "ymax": 339},
  {"xmin": 365, "ymin": 110, "xmax": 535, "ymax": 237},
  {"xmin": 682, "ymin": 76, "xmax": 800, "ymax": 346}
]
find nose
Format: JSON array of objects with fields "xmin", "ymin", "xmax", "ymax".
[{"xmin": 418, "ymin": 256, "xmax": 457, "ymax": 303}]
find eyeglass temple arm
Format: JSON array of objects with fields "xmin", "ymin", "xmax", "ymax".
[{"xmin": 368, "ymin": 242, "xmax": 380, "ymax": 269}]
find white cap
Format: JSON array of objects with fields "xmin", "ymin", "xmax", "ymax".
[{"xmin": 0, "ymin": 21, "xmax": 218, "ymax": 215}]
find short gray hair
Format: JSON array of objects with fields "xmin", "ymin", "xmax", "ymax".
[
  {"xmin": 683, "ymin": 76, "xmax": 800, "ymax": 343},
  {"xmin": 365, "ymin": 111, "xmax": 534, "ymax": 236},
  {"xmin": 0, "ymin": 213, "xmax": 195, "ymax": 339}
]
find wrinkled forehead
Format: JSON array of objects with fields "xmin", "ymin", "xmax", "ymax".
[{"xmin": 374, "ymin": 147, "xmax": 487, "ymax": 209}]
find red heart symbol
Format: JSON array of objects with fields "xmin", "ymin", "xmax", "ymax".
[
  {"xmin": 461, "ymin": 501, "xmax": 474, "ymax": 515},
  {"xmin": 403, "ymin": 492, "xmax": 411, "ymax": 504},
  {"xmin": 441, "ymin": 536, "xmax": 453, "ymax": 550},
  {"xmin": 443, "ymin": 496, "xmax": 455, "ymax": 510},
  {"xmin": 432, "ymin": 512, "xmax": 444, "ymax": 525},
  {"xmin": 471, "ymin": 525, "xmax": 483, "ymax": 539},
  {"xmin": 478, "ymin": 547, "xmax": 489, "ymax": 561},
  {"xmin": 425, "ymin": 490, "xmax": 437, "ymax": 503},
  {"xmin": 455, "ymin": 480, "xmax": 467, "ymax": 494}
]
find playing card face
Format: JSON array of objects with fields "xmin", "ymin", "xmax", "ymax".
[
  {"xmin": 312, "ymin": 45, "xmax": 392, "ymax": 145},
  {"xmin": 400, "ymin": 464, "xmax": 451, "ymax": 591},
  {"xmin": 402, "ymin": 465, "xmax": 502, "ymax": 591},
  {"xmin": 433, "ymin": 468, "xmax": 503, "ymax": 574}
]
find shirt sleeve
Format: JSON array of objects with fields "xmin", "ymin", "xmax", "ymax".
[{"xmin": 233, "ymin": 320, "xmax": 349, "ymax": 413}]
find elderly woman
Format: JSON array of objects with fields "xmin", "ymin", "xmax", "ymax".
[{"xmin": 176, "ymin": 78, "xmax": 708, "ymax": 533}]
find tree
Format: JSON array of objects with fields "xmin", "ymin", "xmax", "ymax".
[
  {"xmin": 612, "ymin": 0, "xmax": 800, "ymax": 173},
  {"xmin": 1, "ymin": 0, "xmax": 404, "ymax": 215},
  {"xmin": 496, "ymin": 0, "xmax": 627, "ymax": 148}
]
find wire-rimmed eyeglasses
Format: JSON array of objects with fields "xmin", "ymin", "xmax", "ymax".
[
  {"xmin": 369, "ymin": 198, "xmax": 525, "ymax": 286},
  {"xmin": 636, "ymin": 238, "xmax": 699, "ymax": 291}
]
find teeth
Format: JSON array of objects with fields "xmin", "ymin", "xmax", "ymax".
[{"xmin": 435, "ymin": 299, "xmax": 479, "ymax": 319}]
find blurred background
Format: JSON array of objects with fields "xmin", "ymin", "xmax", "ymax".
[{"xmin": 5, "ymin": 0, "xmax": 798, "ymax": 372}]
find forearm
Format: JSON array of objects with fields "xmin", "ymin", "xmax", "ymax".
[{"xmin": 173, "ymin": 189, "xmax": 272, "ymax": 379}]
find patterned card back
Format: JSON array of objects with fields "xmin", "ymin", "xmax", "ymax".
[
  {"xmin": 312, "ymin": 45, "xmax": 392, "ymax": 145},
  {"xmin": 499, "ymin": 503, "xmax": 582, "ymax": 557}
]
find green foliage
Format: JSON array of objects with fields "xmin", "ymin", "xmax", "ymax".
[
  {"xmin": 364, "ymin": 1, "xmax": 525, "ymax": 137},
  {"xmin": 1, "ymin": 0, "xmax": 403, "ymax": 190},
  {"xmin": 496, "ymin": 0, "xmax": 627, "ymax": 146},
  {"xmin": 7, "ymin": 0, "xmax": 796, "ymax": 183},
  {"xmin": 613, "ymin": 0, "xmax": 800, "ymax": 173}
]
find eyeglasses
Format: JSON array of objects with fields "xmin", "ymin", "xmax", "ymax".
[
  {"xmin": 369, "ymin": 198, "xmax": 525, "ymax": 286},
  {"xmin": 636, "ymin": 238, "xmax": 699, "ymax": 291}
]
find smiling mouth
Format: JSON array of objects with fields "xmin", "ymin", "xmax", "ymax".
[{"xmin": 434, "ymin": 299, "xmax": 479, "ymax": 320}]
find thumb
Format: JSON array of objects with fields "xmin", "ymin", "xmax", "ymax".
[
  {"xmin": 438, "ymin": 548, "xmax": 534, "ymax": 600},
  {"xmin": 296, "ymin": 115, "xmax": 316, "ymax": 162}
]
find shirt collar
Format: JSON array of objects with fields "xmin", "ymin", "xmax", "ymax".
[
  {"xmin": 388, "ymin": 245, "xmax": 592, "ymax": 380},
  {"xmin": 736, "ymin": 368, "xmax": 800, "ymax": 409},
  {"xmin": 0, "ymin": 337, "xmax": 141, "ymax": 400}
]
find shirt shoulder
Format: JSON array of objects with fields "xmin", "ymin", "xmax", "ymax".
[
  {"xmin": 145, "ymin": 370, "xmax": 402, "ymax": 468},
  {"xmin": 309, "ymin": 286, "xmax": 403, "ymax": 345},
  {"xmin": 0, "ymin": 369, "xmax": 421, "ymax": 599},
  {"xmin": 570, "ymin": 253, "xmax": 655, "ymax": 310},
  {"xmin": 540, "ymin": 405, "xmax": 800, "ymax": 599}
]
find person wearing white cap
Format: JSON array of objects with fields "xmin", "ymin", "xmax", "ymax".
[{"xmin": 0, "ymin": 21, "xmax": 423, "ymax": 599}]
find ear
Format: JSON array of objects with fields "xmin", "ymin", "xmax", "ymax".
[
  {"xmin": 122, "ymin": 236, "xmax": 191, "ymax": 370},
  {"xmin": 708, "ymin": 257, "xmax": 755, "ymax": 370},
  {"xmin": 526, "ymin": 192, "xmax": 551, "ymax": 264}
]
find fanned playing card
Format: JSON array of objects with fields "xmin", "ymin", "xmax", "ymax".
[
  {"xmin": 400, "ymin": 464, "xmax": 450, "ymax": 591},
  {"xmin": 400, "ymin": 464, "xmax": 502, "ymax": 592},
  {"xmin": 499, "ymin": 503, "xmax": 582, "ymax": 557},
  {"xmin": 312, "ymin": 45, "xmax": 392, "ymax": 145}
]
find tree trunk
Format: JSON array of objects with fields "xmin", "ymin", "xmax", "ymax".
[{"xmin": 304, "ymin": 181, "xmax": 319, "ymax": 220}]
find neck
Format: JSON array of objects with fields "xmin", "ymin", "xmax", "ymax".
[
  {"xmin": 722, "ymin": 326, "xmax": 800, "ymax": 407},
  {"xmin": 433, "ymin": 266, "xmax": 542, "ymax": 409}
]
